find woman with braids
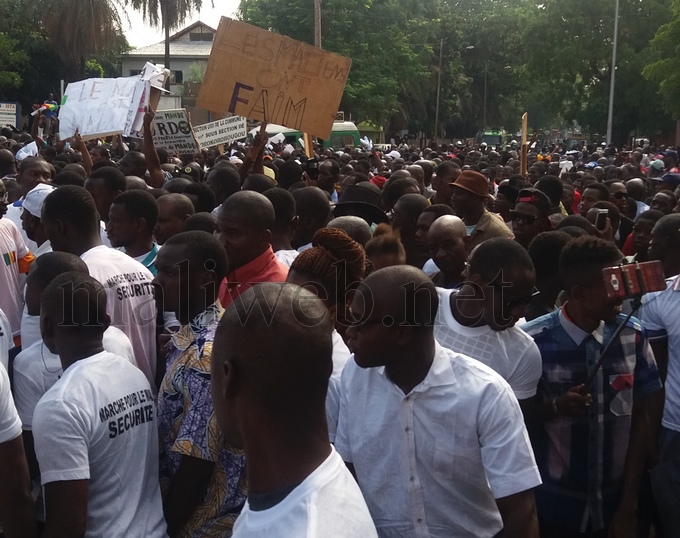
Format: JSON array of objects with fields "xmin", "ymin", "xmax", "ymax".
[{"xmin": 287, "ymin": 227, "xmax": 366, "ymax": 443}]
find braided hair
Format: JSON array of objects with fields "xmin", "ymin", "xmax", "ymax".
[{"xmin": 289, "ymin": 228, "xmax": 366, "ymax": 306}]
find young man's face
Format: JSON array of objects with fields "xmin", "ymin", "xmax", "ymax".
[
  {"xmin": 106, "ymin": 203, "xmax": 139, "ymax": 249},
  {"xmin": 581, "ymin": 268, "xmax": 624, "ymax": 323},
  {"xmin": 345, "ymin": 288, "xmax": 394, "ymax": 368}
]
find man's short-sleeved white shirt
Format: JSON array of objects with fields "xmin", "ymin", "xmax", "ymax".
[
  {"xmin": 80, "ymin": 245, "xmax": 157, "ymax": 389},
  {"xmin": 13, "ymin": 327, "xmax": 135, "ymax": 430},
  {"xmin": 32, "ymin": 351, "xmax": 167, "ymax": 538},
  {"xmin": 435, "ymin": 288, "xmax": 542, "ymax": 399},
  {"xmin": 639, "ymin": 276, "xmax": 680, "ymax": 432},
  {"xmin": 274, "ymin": 249, "xmax": 299, "ymax": 268},
  {"xmin": 232, "ymin": 447, "xmax": 377, "ymax": 538},
  {"xmin": 0, "ymin": 362, "xmax": 21, "ymax": 444},
  {"xmin": 0, "ymin": 308, "xmax": 12, "ymax": 371},
  {"xmin": 335, "ymin": 343, "xmax": 541, "ymax": 538},
  {"xmin": 327, "ymin": 330, "xmax": 351, "ymax": 443}
]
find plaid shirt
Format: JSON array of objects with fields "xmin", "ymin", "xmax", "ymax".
[{"xmin": 522, "ymin": 307, "xmax": 661, "ymax": 532}]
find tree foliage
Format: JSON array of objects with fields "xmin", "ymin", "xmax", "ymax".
[
  {"xmin": 0, "ymin": 32, "xmax": 28, "ymax": 91},
  {"xmin": 644, "ymin": 0, "xmax": 680, "ymax": 120}
]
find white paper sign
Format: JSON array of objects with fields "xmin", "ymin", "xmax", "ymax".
[
  {"xmin": 151, "ymin": 109, "xmax": 199, "ymax": 155},
  {"xmin": 193, "ymin": 116, "xmax": 247, "ymax": 148},
  {"xmin": 59, "ymin": 77, "xmax": 148, "ymax": 140}
]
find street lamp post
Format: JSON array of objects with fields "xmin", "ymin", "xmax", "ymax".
[
  {"xmin": 483, "ymin": 60, "xmax": 488, "ymax": 130},
  {"xmin": 434, "ymin": 38, "xmax": 444, "ymax": 141},
  {"xmin": 606, "ymin": 0, "xmax": 619, "ymax": 145}
]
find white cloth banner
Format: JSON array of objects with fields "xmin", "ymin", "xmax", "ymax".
[{"xmin": 59, "ymin": 77, "xmax": 149, "ymax": 140}]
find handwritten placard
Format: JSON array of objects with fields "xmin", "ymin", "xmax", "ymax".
[
  {"xmin": 59, "ymin": 77, "xmax": 148, "ymax": 140},
  {"xmin": 151, "ymin": 109, "xmax": 200, "ymax": 155},
  {"xmin": 197, "ymin": 18, "xmax": 351, "ymax": 140},
  {"xmin": 193, "ymin": 116, "xmax": 247, "ymax": 147}
]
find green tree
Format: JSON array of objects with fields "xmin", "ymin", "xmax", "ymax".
[
  {"xmin": 522, "ymin": 0, "xmax": 674, "ymax": 143},
  {"xmin": 0, "ymin": 32, "xmax": 28, "ymax": 91},
  {"xmin": 36, "ymin": 0, "xmax": 125, "ymax": 78},
  {"xmin": 85, "ymin": 59, "xmax": 104, "ymax": 78},
  {"xmin": 643, "ymin": 0, "xmax": 680, "ymax": 120}
]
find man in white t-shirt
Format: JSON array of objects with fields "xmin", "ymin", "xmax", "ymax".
[
  {"xmin": 32, "ymin": 272, "xmax": 167, "ymax": 538},
  {"xmin": 0, "ymin": 362, "xmax": 36, "ymax": 538},
  {"xmin": 19, "ymin": 182, "xmax": 54, "ymax": 349},
  {"xmin": 639, "ymin": 213, "xmax": 680, "ymax": 536},
  {"xmin": 0, "ymin": 179, "xmax": 35, "ymax": 347},
  {"xmin": 14, "ymin": 252, "xmax": 135, "ymax": 433},
  {"xmin": 42, "ymin": 186, "xmax": 158, "ymax": 390},
  {"xmin": 211, "ymin": 283, "xmax": 377, "ymax": 538},
  {"xmin": 337, "ymin": 266, "xmax": 541, "ymax": 538},
  {"xmin": 434, "ymin": 238, "xmax": 542, "ymax": 407}
]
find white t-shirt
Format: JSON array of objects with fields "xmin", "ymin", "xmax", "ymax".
[
  {"xmin": 0, "ymin": 362, "xmax": 21, "ymax": 444},
  {"xmin": 19, "ymin": 240, "xmax": 52, "ymax": 349},
  {"xmin": 100, "ymin": 221, "xmax": 112, "ymax": 248},
  {"xmin": 80, "ymin": 245, "xmax": 157, "ymax": 390},
  {"xmin": 327, "ymin": 330, "xmax": 350, "ymax": 443},
  {"xmin": 32, "ymin": 351, "xmax": 167, "ymax": 538},
  {"xmin": 434, "ymin": 288, "xmax": 542, "ymax": 399},
  {"xmin": 639, "ymin": 276, "xmax": 680, "ymax": 432},
  {"xmin": 0, "ymin": 308, "xmax": 12, "ymax": 371},
  {"xmin": 13, "ymin": 327, "xmax": 135, "ymax": 430},
  {"xmin": 232, "ymin": 447, "xmax": 377, "ymax": 538},
  {"xmin": 0, "ymin": 217, "xmax": 29, "ymax": 336},
  {"xmin": 335, "ymin": 343, "xmax": 541, "ymax": 538},
  {"xmin": 274, "ymin": 249, "xmax": 300, "ymax": 268},
  {"xmin": 5, "ymin": 203, "xmax": 37, "ymax": 254},
  {"xmin": 422, "ymin": 258, "xmax": 439, "ymax": 275}
]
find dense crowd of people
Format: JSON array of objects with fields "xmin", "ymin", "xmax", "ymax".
[{"xmin": 0, "ymin": 107, "xmax": 678, "ymax": 538}]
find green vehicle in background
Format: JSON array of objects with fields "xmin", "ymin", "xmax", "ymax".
[
  {"xmin": 263, "ymin": 122, "xmax": 361, "ymax": 149},
  {"xmin": 480, "ymin": 129, "xmax": 509, "ymax": 148}
]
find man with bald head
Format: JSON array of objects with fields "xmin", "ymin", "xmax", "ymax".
[
  {"xmin": 406, "ymin": 164, "xmax": 426, "ymax": 194},
  {"xmin": 211, "ymin": 283, "xmax": 377, "ymax": 537},
  {"xmin": 427, "ymin": 215, "xmax": 470, "ymax": 289},
  {"xmin": 118, "ymin": 150, "xmax": 147, "ymax": 178},
  {"xmin": 0, "ymin": 148, "xmax": 16, "ymax": 179},
  {"xmin": 626, "ymin": 178, "xmax": 650, "ymax": 217},
  {"xmin": 154, "ymin": 193, "xmax": 194, "ymax": 245},
  {"xmin": 337, "ymin": 265, "xmax": 541, "ymax": 538},
  {"xmin": 327, "ymin": 216, "xmax": 373, "ymax": 247},
  {"xmin": 216, "ymin": 190, "xmax": 288, "ymax": 307}
]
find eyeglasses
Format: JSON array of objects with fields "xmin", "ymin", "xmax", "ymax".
[
  {"xmin": 487, "ymin": 280, "xmax": 540, "ymax": 309},
  {"xmin": 510, "ymin": 210, "xmax": 539, "ymax": 225},
  {"xmin": 612, "ymin": 191, "xmax": 628, "ymax": 199}
]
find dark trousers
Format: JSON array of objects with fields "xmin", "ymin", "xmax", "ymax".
[
  {"xmin": 539, "ymin": 521, "xmax": 607, "ymax": 538},
  {"xmin": 650, "ymin": 427, "xmax": 680, "ymax": 537}
]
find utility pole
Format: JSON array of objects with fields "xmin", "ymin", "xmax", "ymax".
[
  {"xmin": 606, "ymin": 0, "xmax": 619, "ymax": 145},
  {"xmin": 434, "ymin": 38, "xmax": 444, "ymax": 141},
  {"xmin": 314, "ymin": 0, "xmax": 322, "ymax": 48},
  {"xmin": 483, "ymin": 60, "xmax": 488, "ymax": 130}
]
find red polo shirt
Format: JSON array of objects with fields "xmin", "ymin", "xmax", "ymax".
[{"xmin": 219, "ymin": 247, "xmax": 289, "ymax": 308}]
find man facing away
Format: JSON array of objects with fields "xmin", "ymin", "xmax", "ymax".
[
  {"xmin": 32, "ymin": 272, "xmax": 167, "ymax": 538},
  {"xmin": 211, "ymin": 283, "xmax": 378, "ymax": 538},
  {"xmin": 337, "ymin": 265, "xmax": 542, "ymax": 538}
]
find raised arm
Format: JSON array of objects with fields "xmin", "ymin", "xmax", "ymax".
[
  {"xmin": 143, "ymin": 108, "xmax": 165, "ymax": 188},
  {"xmin": 74, "ymin": 130, "xmax": 92, "ymax": 176},
  {"xmin": 239, "ymin": 123, "xmax": 267, "ymax": 182}
]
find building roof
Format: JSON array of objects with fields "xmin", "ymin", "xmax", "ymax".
[
  {"xmin": 125, "ymin": 40, "xmax": 213, "ymax": 58},
  {"xmin": 125, "ymin": 20, "xmax": 215, "ymax": 58}
]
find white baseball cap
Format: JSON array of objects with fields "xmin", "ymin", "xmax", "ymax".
[{"xmin": 23, "ymin": 183, "xmax": 56, "ymax": 218}]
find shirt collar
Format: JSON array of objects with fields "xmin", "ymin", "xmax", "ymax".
[
  {"xmin": 377, "ymin": 342, "xmax": 456, "ymax": 395},
  {"xmin": 171, "ymin": 300, "xmax": 223, "ymax": 351},
  {"xmin": 227, "ymin": 247, "xmax": 277, "ymax": 284},
  {"xmin": 672, "ymin": 275, "xmax": 680, "ymax": 291},
  {"xmin": 473, "ymin": 210, "xmax": 492, "ymax": 233},
  {"xmin": 558, "ymin": 304, "xmax": 604, "ymax": 345}
]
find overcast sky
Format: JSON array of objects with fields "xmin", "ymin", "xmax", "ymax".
[{"xmin": 120, "ymin": 0, "xmax": 240, "ymax": 48}]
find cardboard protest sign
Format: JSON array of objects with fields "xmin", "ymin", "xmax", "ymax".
[
  {"xmin": 59, "ymin": 77, "xmax": 148, "ymax": 140},
  {"xmin": 193, "ymin": 116, "xmax": 247, "ymax": 147},
  {"xmin": 198, "ymin": 17, "xmax": 351, "ymax": 140},
  {"xmin": 151, "ymin": 109, "xmax": 199, "ymax": 155}
]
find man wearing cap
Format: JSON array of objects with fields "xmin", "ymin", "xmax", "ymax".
[
  {"xmin": 19, "ymin": 183, "xmax": 54, "ymax": 349},
  {"xmin": 450, "ymin": 170, "xmax": 514, "ymax": 248},
  {"xmin": 653, "ymin": 172, "xmax": 680, "ymax": 194},
  {"xmin": 663, "ymin": 149, "xmax": 679, "ymax": 173},
  {"xmin": 511, "ymin": 189, "xmax": 552, "ymax": 250}
]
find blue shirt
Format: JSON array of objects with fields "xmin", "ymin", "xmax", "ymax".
[{"xmin": 521, "ymin": 308, "xmax": 661, "ymax": 532}]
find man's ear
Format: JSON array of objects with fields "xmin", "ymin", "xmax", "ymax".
[
  {"xmin": 395, "ymin": 323, "xmax": 413, "ymax": 346},
  {"xmin": 222, "ymin": 358, "xmax": 239, "ymax": 400},
  {"xmin": 135, "ymin": 217, "xmax": 147, "ymax": 235},
  {"xmin": 260, "ymin": 228, "xmax": 272, "ymax": 248}
]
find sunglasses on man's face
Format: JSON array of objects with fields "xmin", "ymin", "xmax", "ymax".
[
  {"xmin": 487, "ymin": 280, "xmax": 540, "ymax": 309},
  {"xmin": 612, "ymin": 191, "xmax": 628, "ymax": 199},
  {"xmin": 510, "ymin": 210, "xmax": 538, "ymax": 225}
]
